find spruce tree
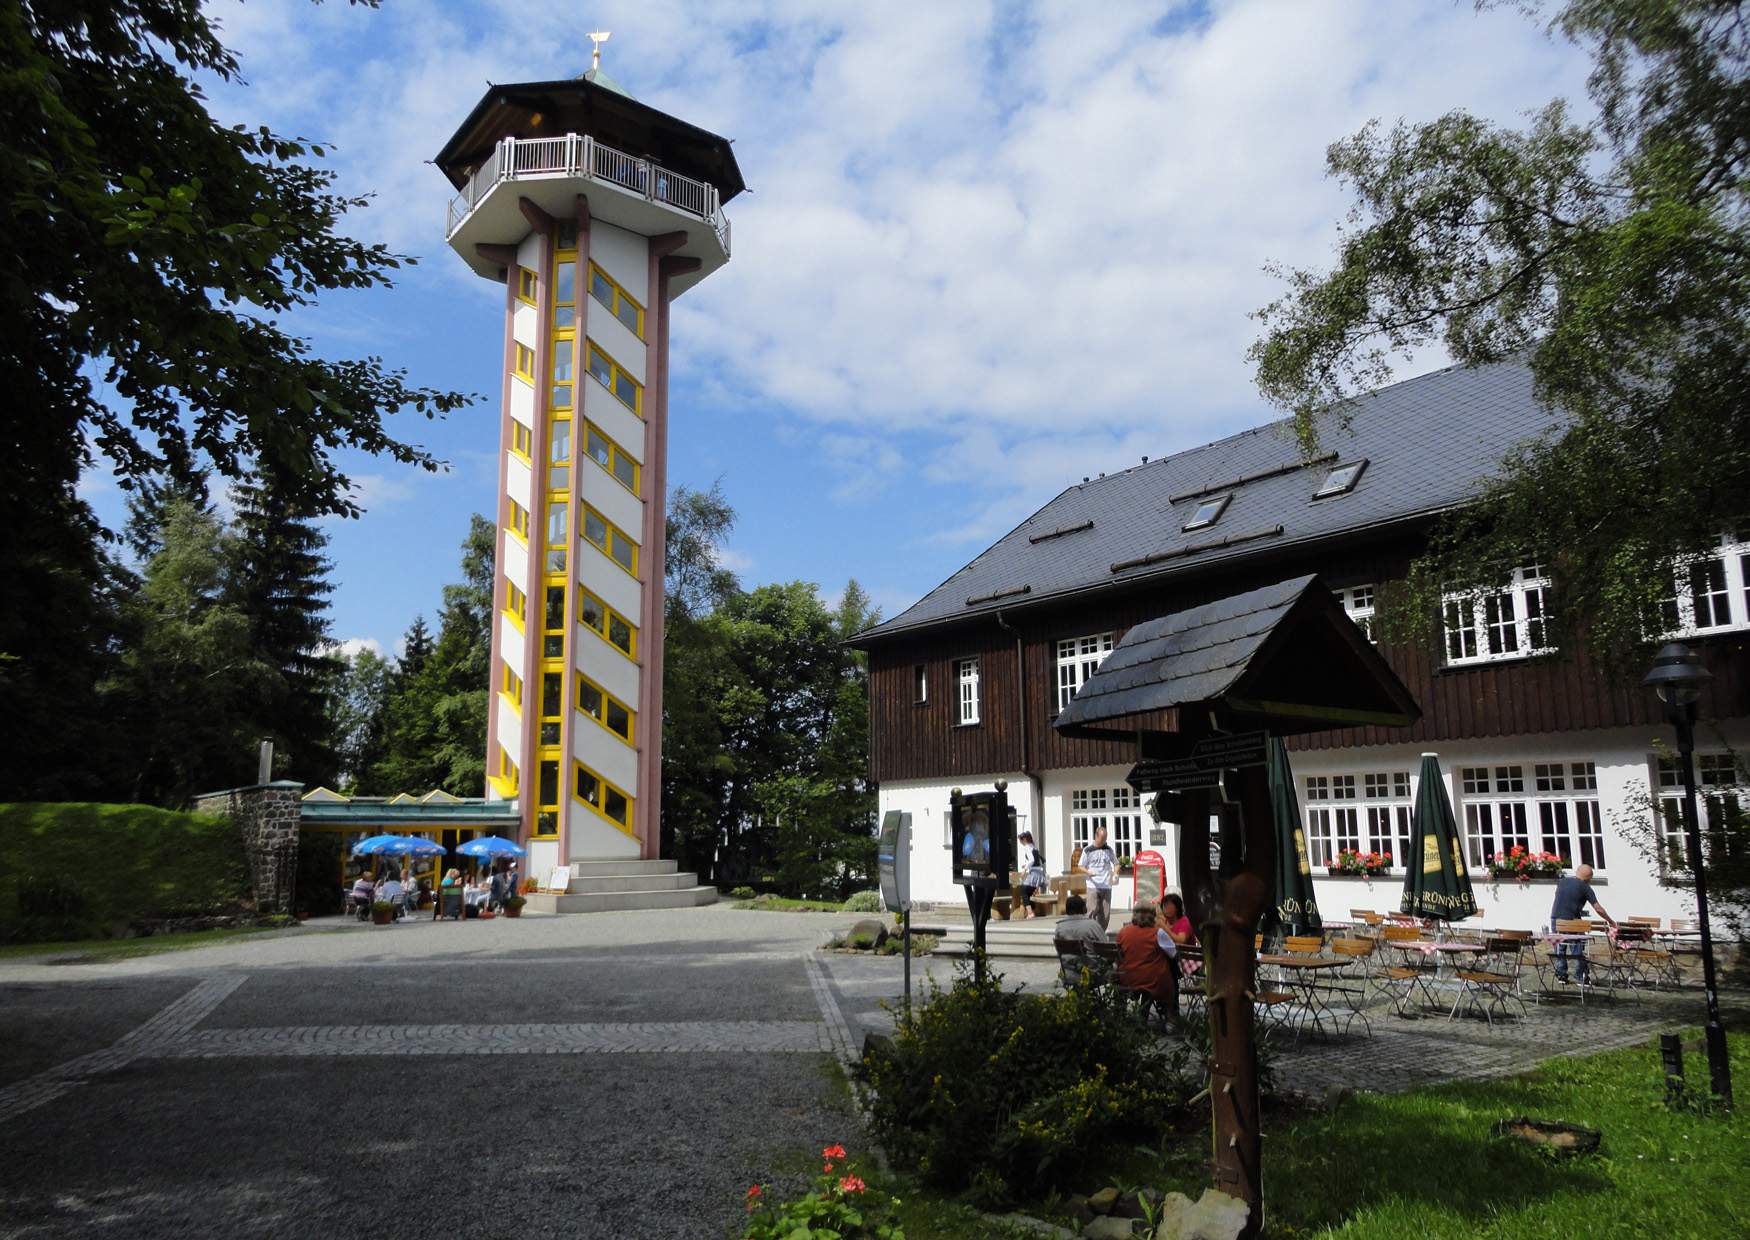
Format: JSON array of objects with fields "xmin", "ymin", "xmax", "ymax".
[{"xmin": 228, "ymin": 479, "xmax": 343, "ymax": 787}]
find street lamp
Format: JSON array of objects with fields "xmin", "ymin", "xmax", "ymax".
[{"xmin": 1642, "ymin": 641, "xmax": 1733, "ymax": 1106}]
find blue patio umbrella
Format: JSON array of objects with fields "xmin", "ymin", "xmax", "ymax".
[
  {"xmin": 456, "ymin": 835, "xmax": 526, "ymax": 858},
  {"xmin": 350, "ymin": 833, "xmax": 408, "ymax": 855}
]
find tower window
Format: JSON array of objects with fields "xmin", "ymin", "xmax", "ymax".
[
  {"xmin": 507, "ymin": 497, "xmax": 530, "ymax": 541},
  {"xmin": 1182, "ymin": 494, "xmax": 1230, "ymax": 532},
  {"xmin": 517, "ymin": 267, "xmax": 537, "ymax": 306},
  {"xmin": 582, "ymin": 505, "xmax": 639, "ymax": 576},
  {"xmin": 500, "ymin": 664, "xmax": 523, "ymax": 707},
  {"xmin": 586, "ymin": 342, "xmax": 642, "ymax": 414},
  {"xmin": 514, "ymin": 344, "xmax": 535, "ymax": 382},
  {"xmin": 1314, "ymin": 460, "xmax": 1368, "ymax": 499},
  {"xmin": 585, "ymin": 423, "xmax": 640, "ymax": 493},
  {"xmin": 574, "ymin": 760, "xmax": 634, "ymax": 831},
  {"xmin": 579, "ymin": 587, "xmax": 637, "ymax": 659},
  {"xmin": 505, "ymin": 580, "xmax": 527, "ymax": 626},
  {"xmin": 589, "ymin": 263, "xmax": 645, "ymax": 338},
  {"xmin": 511, "ymin": 421, "xmax": 531, "ymax": 461}
]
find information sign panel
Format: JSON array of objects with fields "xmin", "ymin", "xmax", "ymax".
[
  {"xmin": 1132, "ymin": 849, "xmax": 1166, "ymax": 909},
  {"xmin": 1126, "ymin": 730, "xmax": 1269, "ymax": 792},
  {"xmin": 878, "ymin": 810, "xmax": 911, "ymax": 912}
]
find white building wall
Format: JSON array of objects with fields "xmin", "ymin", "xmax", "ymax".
[
  {"xmin": 575, "ymin": 626, "xmax": 639, "ymax": 707},
  {"xmin": 876, "ymin": 721, "xmax": 1749, "ymax": 926},
  {"xmin": 577, "ymin": 542, "xmax": 642, "ymax": 621},
  {"xmin": 505, "ymin": 448, "xmax": 533, "ymax": 512},
  {"xmin": 582, "ymin": 374, "xmax": 646, "ymax": 460},
  {"xmin": 581, "ymin": 460, "xmax": 643, "ymax": 545}
]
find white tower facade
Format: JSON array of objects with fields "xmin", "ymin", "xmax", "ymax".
[{"xmin": 436, "ymin": 59, "xmax": 743, "ymax": 870}]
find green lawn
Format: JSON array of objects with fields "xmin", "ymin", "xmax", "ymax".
[
  {"xmin": 1157, "ymin": 1030, "xmax": 1747, "ymax": 1239},
  {"xmin": 732, "ymin": 896, "xmax": 849, "ymax": 912},
  {"xmin": 829, "ymin": 1031, "xmax": 1747, "ymax": 1239},
  {"xmin": 0, "ymin": 924, "xmax": 288, "ymax": 963}
]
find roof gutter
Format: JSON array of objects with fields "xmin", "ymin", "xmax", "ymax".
[{"xmin": 995, "ymin": 609, "xmax": 1047, "ymax": 872}]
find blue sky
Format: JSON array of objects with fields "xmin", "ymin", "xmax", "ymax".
[{"xmin": 80, "ymin": 0, "xmax": 1594, "ymax": 658}]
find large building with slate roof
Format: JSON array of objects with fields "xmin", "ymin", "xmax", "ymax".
[{"xmin": 848, "ymin": 359, "xmax": 1750, "ymax": 922}]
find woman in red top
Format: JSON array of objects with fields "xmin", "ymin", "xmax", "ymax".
[{"xmin": 1115, "ymin": 904, "xmax": 1179, "ymax": 1018}]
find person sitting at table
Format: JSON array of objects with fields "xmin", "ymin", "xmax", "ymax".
[
  {"xmin": 1158, "ymin": 892, "xmax": 1196, "ymax": 945},
  {"xmin": 488, "ymin": 865, "xmax": 510, "ymax": 914},
  {"xmin": 1055, "ymin": 893, "xmax": 1108, "ymax": 945},
  {"xmin": 378, "ymin": 872, "xmax": 404, "ymax": 919},
  {"xmin": 402, "ymin": 873, "xmax": 422, "ymax": 915},
  {"xmin": 348, "ymin": 874, "xmax": 375, "ymax": 920},
  {"xmin": 1550, "ymin": 862, "xmax": 1616, "ymax": 984},
  {"xmin": 437, "ymin": 868, "xmax": 463, "ymax": 920},
  {"xmin": 1116, "ymin": 904, "xmax": 1179, "ymax": 1018}
]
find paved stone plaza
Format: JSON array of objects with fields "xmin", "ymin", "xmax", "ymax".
[{"xmin": 0, "ymin": 907, "xmax": 1741, "ymax": 1238}]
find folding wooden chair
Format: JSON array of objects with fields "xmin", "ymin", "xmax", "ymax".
[
  {"xmin": 1553, "ymin": 917, "xmax": 1612, "ymax": 1001},
  {"xmin": 1326, "ymin": 937, "xmax": 1376, "ymax": 1037},
  {"xmin": 1379, "ymin": 925, "xmax": 1438, "ymax": 1015},
  {"xmin": 1054, "ymin": 936, "xmax": 1088, "ymax": 989},
  {"xmin": 1450, "ymin": 937, "xmax": 1528, "ymax": 1029}
]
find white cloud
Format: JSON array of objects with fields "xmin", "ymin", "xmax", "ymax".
[
  {"xmin": 713, "ymin": 546, "xmax": 755, "ymax": 573},
  {"xmin": 330, "ymin": 636, "xmax": 385, "ymax": 661},
  {"xmin": 201, "ymin": 0, "xmax": 1594, "ymax": 553},
  {"xmin": 344, "ymin": 472, "xmax": 419, "ymax": 510}
]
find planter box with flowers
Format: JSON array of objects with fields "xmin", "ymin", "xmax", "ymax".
[
  {"xmin": 1327, "ymin": 848, "xmax": 1392, "ymax": 878},
  {"xmin": 1486, "ymin": 845, "xmax": 1567, "ymax": 882}
]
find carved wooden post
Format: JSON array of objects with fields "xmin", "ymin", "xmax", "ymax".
[{"xmin": 1166, "ymin": 764, "xmax": 1276, "ymax": 1239}]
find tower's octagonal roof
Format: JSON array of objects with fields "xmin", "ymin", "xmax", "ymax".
[{"xmin": 435, "ymin": 76, "xmax": 746, "ymax": 204}]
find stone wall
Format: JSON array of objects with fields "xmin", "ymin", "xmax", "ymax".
[{"xmin": 193, "ymin": 781, "xmax": 304, "ymax": 915}]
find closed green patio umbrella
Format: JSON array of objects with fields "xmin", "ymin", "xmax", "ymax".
[
  {"xmin": 1268, "ymin": 737, "xmax": 1321, "ymax": 934},
  {"xmin": 1401, "ymin": 752, "xmax": 1478, "ymax": 921}
]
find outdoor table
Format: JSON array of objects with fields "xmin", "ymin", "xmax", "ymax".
[{"xmin": 1257, "ymin": 954, "xmax": 1350, "ymax": 1039}]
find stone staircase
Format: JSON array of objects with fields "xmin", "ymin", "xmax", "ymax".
[
  {"xmin": 934, "ymin": 917, "xmax": 1065, "ymax": 960},
  {"xmin": 522, "ymin": 859, "xmax": 718, "ymax": 914}
]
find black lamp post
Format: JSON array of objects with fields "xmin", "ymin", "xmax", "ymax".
[{"xmin": 1642, "ymin": 641, "xmax": 1733, "ymax": 1106}]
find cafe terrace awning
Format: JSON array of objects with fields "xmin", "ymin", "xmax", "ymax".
[{"xmin": 1053, "ymin": 574, "xmax": 1420, "ymax": 743}]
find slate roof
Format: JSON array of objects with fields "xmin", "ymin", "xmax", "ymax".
[
  {"xmin": 1054, "ymin": 576, "xmax": 1314, "ymax": 728},
  {"xmin": 852, "ymin": 359, "xmax": 1560, "ymax": 644}
]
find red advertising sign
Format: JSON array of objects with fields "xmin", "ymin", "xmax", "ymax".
[{"xmin": 1133, "ymin": 849, "xmax": 1166, "ymax": 909}]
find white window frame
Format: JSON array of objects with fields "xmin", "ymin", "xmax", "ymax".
[
  {"xmin": 1443, "ymin": 565, "xmax": 1554, "ymax": 666},
  {"xmin": 1182, "ymin": 493, "xmax": 1230, "ymax": 532},
  {"xmin": 1055, "ymin": 632, "xmax": 1115, "ymax": 713},
  {"xmin": 955, "ymin": 657, "xmax": 980, "ymax": 726},
  {"xmin": 1660, "ymin": 534, "xmax": 1750, "ymax": 638},
  {"xmin": 1459, "ymin": 761, "xmax": 1607, "ymax": 874},
  {"xmin": 1653, "ymin": 751, "xmax": 1744, "ymax": 872},
  {"xmin": 1304, "ymin": 773, "xmax": 1360, "ymax": 867},
  {"xmin": 1069, "ymin": 786, "xmax": 1143, "ymax": 862},
  {"xmin": 913, "ymin": 664, "xmax": 927, "ymax": 705},
  {"xmin": 1335, "ymin": 585, "xmax": 1377, "ymax": 643}
]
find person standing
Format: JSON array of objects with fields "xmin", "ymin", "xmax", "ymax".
[
  {"xmin": 1016, "ymin": 831, "xmax": 1048, "ymax": 919},
  {"xmin": 1081, "ymin": 825, "xmax": 1119, "ymax": 930},
  {"xmin": 1550, "ymin": 863, "xmax": 1615, "ymax": 984}
]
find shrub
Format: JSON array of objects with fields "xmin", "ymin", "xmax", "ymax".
[
  {"xmin": 1, "ymin": 802, "xmax": 250, "ymax": 943},
  {"xmin": 729, "ymin": 885, "xmax": 756, "ymax": 899},
  {"xmin": 841, "ymin": 890, "xmax": 884, "ymax": 913},
  {"xmin": 857, "ymin": 963, "xmax": 1193, "ymax": 1195}
]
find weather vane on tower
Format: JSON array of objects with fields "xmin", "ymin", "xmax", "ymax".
[{"xmin": 588, "ymin": 30, "xmax": 611, "ymax": 73}]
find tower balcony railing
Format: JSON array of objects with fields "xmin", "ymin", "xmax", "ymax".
[{"xmin": 445, "ymin": 134, "xmax": 731, "ymax": 255}]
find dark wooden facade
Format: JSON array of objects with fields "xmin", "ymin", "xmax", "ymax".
[{"xmin": 865, "ymin": 528, "xmax": 1750, "ymax": 784}]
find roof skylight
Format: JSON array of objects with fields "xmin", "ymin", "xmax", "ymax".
[
  {"xmin": 1314, "ymin": 459, "xmax": 1368, "ymax": 499},
  {"xmin": 1182, "ymin": 493, "xmax": 1230, "ymax": 532}
]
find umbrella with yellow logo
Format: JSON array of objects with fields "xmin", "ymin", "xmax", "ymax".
[
  {"xmin": 1268, "ymin": 736, "xmax": 1322, "ymax": 934},
  {"xmin": 1401, "ymin": 752, "xmax": 1478, "ymax": 920}
]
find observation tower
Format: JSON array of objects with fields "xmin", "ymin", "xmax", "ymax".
[{"xmin": 435, "ymin": 34, "xmax": 744, "ymax": 877}]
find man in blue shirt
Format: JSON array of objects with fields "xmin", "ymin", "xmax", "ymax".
[{"xmin": 1550, "ymin": 863, "xmax": 1616, "ymax": 984}]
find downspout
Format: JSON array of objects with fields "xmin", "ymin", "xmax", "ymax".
[{"xmin": 995, "ymin": 610, "xmax": 1047, "ymax": 867}]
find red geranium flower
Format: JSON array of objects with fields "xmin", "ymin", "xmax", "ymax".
[
  {"xmin": 839, "ymin": 1175, "xmax": 866, "ymax": 1194},
  {"xmin": 822, "ymin": 1144, "xmax": 847, "ymax": 1160}
]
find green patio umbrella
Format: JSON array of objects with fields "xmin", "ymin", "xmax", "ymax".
[
  {"xmin": 1401, "ymin": 752, "xmax": 1478, "ymax": 921},
  {"xmin": 1267, "ymin": 736, "xmax": 1322, "ymax": 934}
]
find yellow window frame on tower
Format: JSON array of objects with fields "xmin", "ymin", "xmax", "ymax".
[
  {"xmin": 505, "ymin": 580, "xmax": 527, "ymax": 629},
  {"xmin": 507, "ymin": 497, "xmax": 530, "ymax": 542},
  {"xmin": 585, "ymin": 341, "xmax": 642, "ymax": 415},
  {"xmin": 588, "ymin": 263, "xmax": 645, "ymax": 339},
  {"xmin": 490, "ymin": 746, "xmax": 520, "ymax": 798},
  {"xmin": 511, "ymin": 421, "xmax": 532, "ymax": 462},
  {"xmin": 572, "ymin": 760, "xmax": 635, "ymax": 835},
  {"xmin": 578, "ymin": 586, "xmax": 637, "ymax": 661},
  {"xmin": 514, "ymin": 343, "xmax": 535, "ymax": 383},
  {"xmin": 533, "ymin": 750, "xmax": 561, "ymax": 838},
  {"xmin": 500, "ymin": 663, "xmax": 523, "ymax": 709},
  {"xmin": 516, "ymin": 267, "xmax": 538, "ymax": 306},
  {"xmin": 584, "ymin": 421, "xmax": 640, "ymax": 495},
  {"xmin": 581, "ymin": 504, "xmax": 639, "ymax": 578},
  {"xmin": 575, "ymin": 671, "xmax": 635, "ymax": 745}
]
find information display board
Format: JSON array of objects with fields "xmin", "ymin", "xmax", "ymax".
[
  {"xmin": 949, "ymin": 787, "xmax": 1014, "ymax": 889},
  {"xmin": 878, "ymin": 810, "xmax": 911, "ymax": 913}
]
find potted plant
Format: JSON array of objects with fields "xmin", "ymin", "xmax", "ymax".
[
  {"xmin": 503, "ymin": 894, "xmax": 527, "ymax": 919},
  {"xmin": 1486, "ymin": 845, "xmax": 1567, "ymax": 882},
  {"xmin": 1117, "ymin": 853, "xmax": 1134, "ymax": 875},
  {"xmin": 1328, "ymin": 848, "xmax": 1392, "ymax": 877},
  {"xmin": 369, "ymin": 900, "xmax": 395, "ymax": 925}
]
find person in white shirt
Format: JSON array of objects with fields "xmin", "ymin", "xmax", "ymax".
[
  {"xmin": 378, "ymin": 873, "xmax": 404, "ymax": 919},
  {"xmin": 1081, "ymin": 825, "xmax": 1119, "ymax": 929},
  {"xmin": 1016, "ymin": 831, "xmax": 1048, "ymax": 919}
]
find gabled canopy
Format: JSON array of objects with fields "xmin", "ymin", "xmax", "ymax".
[{"xmin": 1053, "ymin": 574, "xmax": 1420, "ymax": 742}]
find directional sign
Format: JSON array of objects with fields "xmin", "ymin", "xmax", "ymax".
[{"xmin": 1126, "ymin": 730, "xmax": 1269, "ymax": 792}]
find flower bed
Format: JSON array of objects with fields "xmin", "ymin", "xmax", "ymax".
[
  {"xmin": 1486, "ymin": 845, "xmax": 1567, "ymax": 882},
  {"xmin": 742, "ymin": 1144, "xmax": 901, "ymax": 1239}
]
